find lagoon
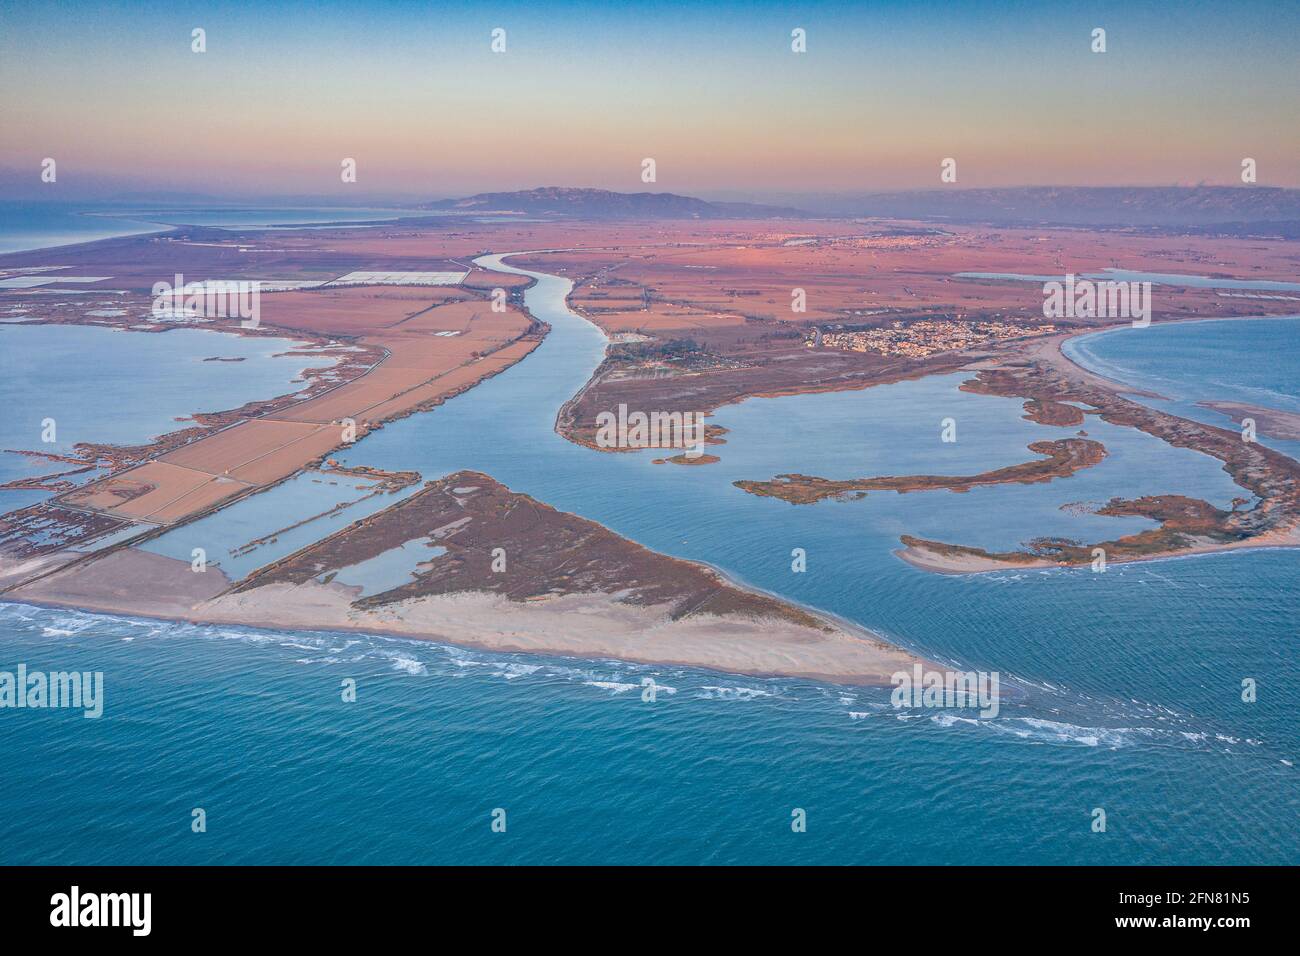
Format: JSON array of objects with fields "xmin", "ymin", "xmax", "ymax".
[
  {"xmin": 1, "ymin": 255, "xmax": 1296, "ymax": 865},
  {"xmin": 0, "ymin": 324, "xmax": 336, "ymax": 505}
]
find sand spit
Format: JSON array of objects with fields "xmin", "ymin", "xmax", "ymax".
[
  {"xmin": 896, "ymin": 525, "xmax": 1300, "ymax": 575},
  {"xmin": 1197, "ymin": 401, "xmax": 1300, "ymax": 442},
  {"xmin": 11, "ymin": 471, "xmax": 929, "ymax": 685},
  {"xmin": 15, "ymin": 574, "xmax": 922, "ymax": 685},
  {"xmin": 13, "ymin": 547, "xmax": 230, "ymax": 615},
  {"xmin": 200, "ymin": 584, "xmax": 922, "ymax": 685}
]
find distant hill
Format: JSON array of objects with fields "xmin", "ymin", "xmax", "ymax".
[
  {"xmin": 418, "ymin": 187, "xmax": 805, "ymax": 219},
  {"xmin": 820, "ymin": 186, "xmax": 1300, "ymax": 231},
  {"xmin": 417, "ymin": 185, "xmax": 1300, "ymax": 233}
]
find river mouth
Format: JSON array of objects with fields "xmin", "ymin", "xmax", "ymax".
[
  {"xmin": 3, "ymin": 252, "xmax": 1296, "ymax": 866},
  {"xmin": 10, "ymin": 252, "xmax": 1264, "ymax": 697},
  {"xmin": 315, "ymin": 256, "xmax": 1251, "ymax": 690},
  {"xmin": 2, "ymin": 252, "xmax": 1286, "ymax": 733}
]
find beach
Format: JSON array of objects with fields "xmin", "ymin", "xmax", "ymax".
[{"xmin": 10, "ymin": 461, "xmax": 932, "ymax": 685}]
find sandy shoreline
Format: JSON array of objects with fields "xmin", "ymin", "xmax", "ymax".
[
  {"xmin": 1196, "ymin": 400, "xmax": 1300, "ymax": 441},
  {"xmin": 1040, "ymin": 312, "xmax": 1300, "ymax": 397},
  {"xmin": 10, "ymin": 547, "xmax": 927, "ymax": 686},
  {"xmin": 1017, "ymin": 325, "xmax": 1166, "ymax": 397},
  {"xmin": 896, "ymin": 526, "xmax": 1300, "ymax": 575}
]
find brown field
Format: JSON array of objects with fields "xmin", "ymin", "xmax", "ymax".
[
  {"xmin": 140, "ymin": 476, "xmax": 250, "ymax": 523},
  {"xmin": 356, "ymin": 340, "xmax": 539, "ymax": 422},
  {"xmin": 276, "ymin": 368, "xmax": 443, "ymax": 423},
  {"xmin": 163, "ymin": 420, "xmax": 328, "ymax": 474},
  {"xmin": 256, "ymin": 286, "xmax": 472, "ymax": 335},
  {"xmin": 579, "ymin": 303, "xmax": 749, "ymax": 333},
  {"xmin": 58, "ymin": 287, "xmax": 537, "ymax": 523},
  {"xmin": 62, "ymin": 461, "xmax": 248, "ymax": 522},
  {"xmin": 513, "ymin": 224, "xmax": 1300, "ymax": 337},
  {"xmin": 461, "ymin": 268, "xmax": 533, "ymax": 291}
]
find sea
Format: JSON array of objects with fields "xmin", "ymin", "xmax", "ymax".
[
  {"xmin": 0, "ymin": 212, "xmax": 1296, "ymax": 864},
  {"xmin": 0, "ymin": 201, "xmax": 426, "ymax": 255}
]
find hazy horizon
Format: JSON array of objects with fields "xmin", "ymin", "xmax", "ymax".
[{"xmin": 2, "ymin": 0, "xmax": 1297, "ymax": 200}]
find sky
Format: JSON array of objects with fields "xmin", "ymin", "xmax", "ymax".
[{"xmin": 1, "ymin": 0, "xmax": 1297, "ymax": 201}]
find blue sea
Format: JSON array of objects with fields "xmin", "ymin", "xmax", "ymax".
[
  {"xmin": 1064, "ymin": 316, "xmax": 1300, "ymax": 459},
  {"xmin": 0, "ymin": 220, "xmax": 1297, "ymax": 865},
  {"xmin": 0, "ymin": 201, "xmax": 427, "ymax": 255},
  {"xmin": 0, "ymin": 202, "xmax": 163, "ymax": 255}
]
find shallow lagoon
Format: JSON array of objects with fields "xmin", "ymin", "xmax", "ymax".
[
  {"xmin": 140, "ymin": 470, "xmax": 422, "ymax": 581},
  {"xmin": 0, "ymin": 324, "xmax": 336, "ymax": 508}
]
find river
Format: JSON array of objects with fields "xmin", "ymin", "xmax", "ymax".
[{"xmin": 0, "ymin": 254, "xmax": 1295, "ymax": 864}]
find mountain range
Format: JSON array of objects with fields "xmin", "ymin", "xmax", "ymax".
[{"xmin": 417, "ymin": 186, "xmax": 805, "ymax": 219}]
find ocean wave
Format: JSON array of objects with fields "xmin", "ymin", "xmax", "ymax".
[
  {"xmin": 929, "ymin": 713, "xmax": 982, "ymax": 729},
  {"xmin": 0, "ymin": 602, "xmax": 1271, "ymax": 763},
  {"xmin": 377, "ymin": 652, "xmax": 427, "ymax": 676},
  {"xmin": 697, "ymin": 685, "xmax": 779, "ymax": 701},
  {"xmin": 584, "ymin": 680, "xmax": 638, "ymax": 694},
  {"xmin": 496, "ymin": 663, "xmax": 542, "ymax": 680},
  {"xmin": 903, "ymin": 710, "xmax": 1264, "ymax": 752}
]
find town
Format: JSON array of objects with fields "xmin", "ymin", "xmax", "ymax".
[{"xmin": 806, "ymin": 317, "xmax": 1058, "ymax": 357}]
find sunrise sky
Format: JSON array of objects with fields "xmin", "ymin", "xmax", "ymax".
[{"xmin": 1, "ymin": 0, "xmax": 1297, "ymax": 200}]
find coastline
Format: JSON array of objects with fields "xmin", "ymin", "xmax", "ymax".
[
  {"xmin": 895, "ymin": 526, "xmax": 1300, "ymax": 576},
  {"xmin": 7, "ymin": 546, "xmax": 928, "ymax": 686},
  {"xmin": 12, "ymin": 227, "xmax": 1295, "ymax": 677},
  {"xmin": 3, "ymin": 239, "xmax": 934, "ymax": 685},
  {"xmin": 890, "ymin": 318, "xmax": 1300, "ymax": 575},
  {"xmin": 1052, "ymin": 311, "xmax": 1300, "ymax": 397},
  {"xmin": 0, "ymin": 205, "xmax": 170, "ymax": 256}
]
